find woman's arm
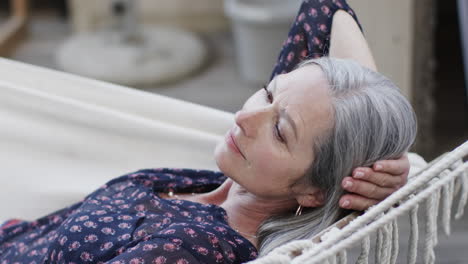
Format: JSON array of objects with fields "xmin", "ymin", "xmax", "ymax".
[{"xmin": 329, "ymin": 10, "xmax": 377, "ymax": 71}]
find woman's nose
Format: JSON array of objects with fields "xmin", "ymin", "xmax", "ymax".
[{"xmin": 234, "ymin": 108, "xmax": 269, "ymax": 138}]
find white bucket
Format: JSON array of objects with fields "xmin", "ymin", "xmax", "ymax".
[{"xmin": 224, "ymin": 0, "xmax": 302, "ymax": 85}]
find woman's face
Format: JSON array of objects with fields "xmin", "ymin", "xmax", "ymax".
[{"xmin": 214, "ymin": 65, "xmax": 333, "ymax": 199}]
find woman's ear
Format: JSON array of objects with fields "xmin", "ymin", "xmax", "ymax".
[{"xmin": 296, "ymin": 188, "xmax": 325, "ymax": 208}]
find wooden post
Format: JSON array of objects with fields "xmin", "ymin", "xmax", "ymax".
[
  {"xmin": 458, "ymin": 0, "xmax": 468, "ymax": 104},
  {"xmin": 0, "ymin": 0, "xmax": 29, "ymax": 57},
  {"xmin": 411, "ymin": 0, "xmax": 437, "ymax": 157}
]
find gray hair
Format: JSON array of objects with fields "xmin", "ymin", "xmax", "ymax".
[{"xmin": 257, "ymin": 57, "xmax": 417, "ymax": 255}]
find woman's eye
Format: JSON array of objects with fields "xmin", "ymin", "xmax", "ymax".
[
  {"xmin": 262, "ymin": 86, "xmax": 286, "ymax": 144},
  {"xmin": 263, "ymin": 86, "xmax": 273, "ymax": 103},
  {"xmin": 275, "ymin": 123, "xmax": 286, "ymax": 143}
]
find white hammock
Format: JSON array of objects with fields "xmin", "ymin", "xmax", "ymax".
[
  {"xmin": 0, "ymin": 58, "xmax": 466, "ymax": 263},
  {"xmin": 0, "ymin": 58, "xmax": 232, "ymax": 222}
]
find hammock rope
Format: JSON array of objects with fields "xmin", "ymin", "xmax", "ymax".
[
  {"xmin": 441, "ymin": 170, "xmax": 454, "ymax": 236},
  {"xmin": 454, "ymin": 159, "xmax": 468, "ymax": 219},
  {"xmin": 337, "ymin": 250, "xmax": 347, "ymax": 264},
  {"xmin": 301, "ymin": 162, "xmax": 468, "ymax": 264},
  {"xmin": 423, "ymin": 190, "xmax": 437, "ymax": 264},
  {"xmin": 407, "ymin": 203, "xmax": 418, "ymax": 264},
  {"xmin": 390, "ymin": 219, "xmax": 399, "ymax": 264},
  {"xmin": 356, "ymin": 235, "xmax": 370, "ymax": 264}
]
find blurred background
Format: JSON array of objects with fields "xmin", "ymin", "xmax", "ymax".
[
  {"xmin": 0, "ymin": 0, "xmax": 467, "ymax": 263},
  {"xmin": 0, "ymin": 0, "xmax": 466, "ymax": 160}
]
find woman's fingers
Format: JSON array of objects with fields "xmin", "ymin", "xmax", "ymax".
[
  {"xmin": 373, "ymin": 154, "xmax": 410, "ymax": 176},
  {"xmin": 342, "ymin": 176, "xmax": 396, "ymax": 200},
  {"xmin": 351, "ymin": 154, "xmax": 410, "ymax": 189},
  {"xmin": 351, "ymin": 167, "xmax": 403, "ymax": 188},
  {"xmin": 340, "ymin": 155, "xmax": 410, "ymax": 211},
  {"xmin": 339, "ymin": 194, "xmax": 379, "ymax": 211}
]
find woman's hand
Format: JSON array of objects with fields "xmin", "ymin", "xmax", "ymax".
[{"xmin": 339, "ymin": 154, "xmax": 410, "ymax": 211}]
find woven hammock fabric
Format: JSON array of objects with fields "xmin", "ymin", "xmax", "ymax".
[{"xmin": 0, "ymin": 58, "xmax": 232, "ymax": 222}]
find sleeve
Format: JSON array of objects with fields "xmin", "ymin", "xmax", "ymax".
[
  {"xmin": 104, "ymin": 236, "xmax": 239, "ymax": 264},
  {"xmin": 269, "ymin": 0, "xmax": 363, "ymax": 80}
]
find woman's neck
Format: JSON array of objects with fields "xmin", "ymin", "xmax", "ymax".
[
  {"xmin": 209, "ymin": 181, "xmax": 297, "ymax": 248},
  {"xmin": 195, "ymin": 178, "xmax": 233, "ymax": 205},
  {"xmin": 187, "ymin": 179, "xmax": 297, "ymax": 247}
]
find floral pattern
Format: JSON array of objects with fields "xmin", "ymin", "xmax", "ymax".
[
  {"xmin": 0, "ymin": 169, "xmax": 257, "ymax": 263},
  {"xmin": 270, "ymin": 0, "xmax": 362, "ymax": 79}
]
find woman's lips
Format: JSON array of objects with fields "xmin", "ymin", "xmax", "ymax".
[{"xmin": 226, "ymin": 131, "xmax": 246, "ymax": 159}]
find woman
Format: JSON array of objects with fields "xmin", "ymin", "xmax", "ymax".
[{"xmin": 0, "ymin": 0, "xmax": 415, "ymax": 263}]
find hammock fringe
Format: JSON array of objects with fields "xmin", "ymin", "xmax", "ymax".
[{"xmin": 248, "ymin": 142, "xmax": 468, "ymax": 264}]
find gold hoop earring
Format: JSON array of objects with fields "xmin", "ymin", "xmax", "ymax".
[{"xmin": 295, "ymin": 205, "xmax": 303, "ymax": 216}]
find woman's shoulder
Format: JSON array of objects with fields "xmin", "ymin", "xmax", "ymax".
[{"xmin": 99, "ymin": 168, "xmax": 227, "ymax": 194}]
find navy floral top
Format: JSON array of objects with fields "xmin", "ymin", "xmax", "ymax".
[
  {"xmin": 0, "ymin": 169, "xmax": 258, "ymax": 263},
  {"xmin": 0, "ymin": 0, "xmax": 362, "ymax": 263},
  {"xmin": 270, "ymin": 0, "xmax": 361, "ymax": 80}
]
